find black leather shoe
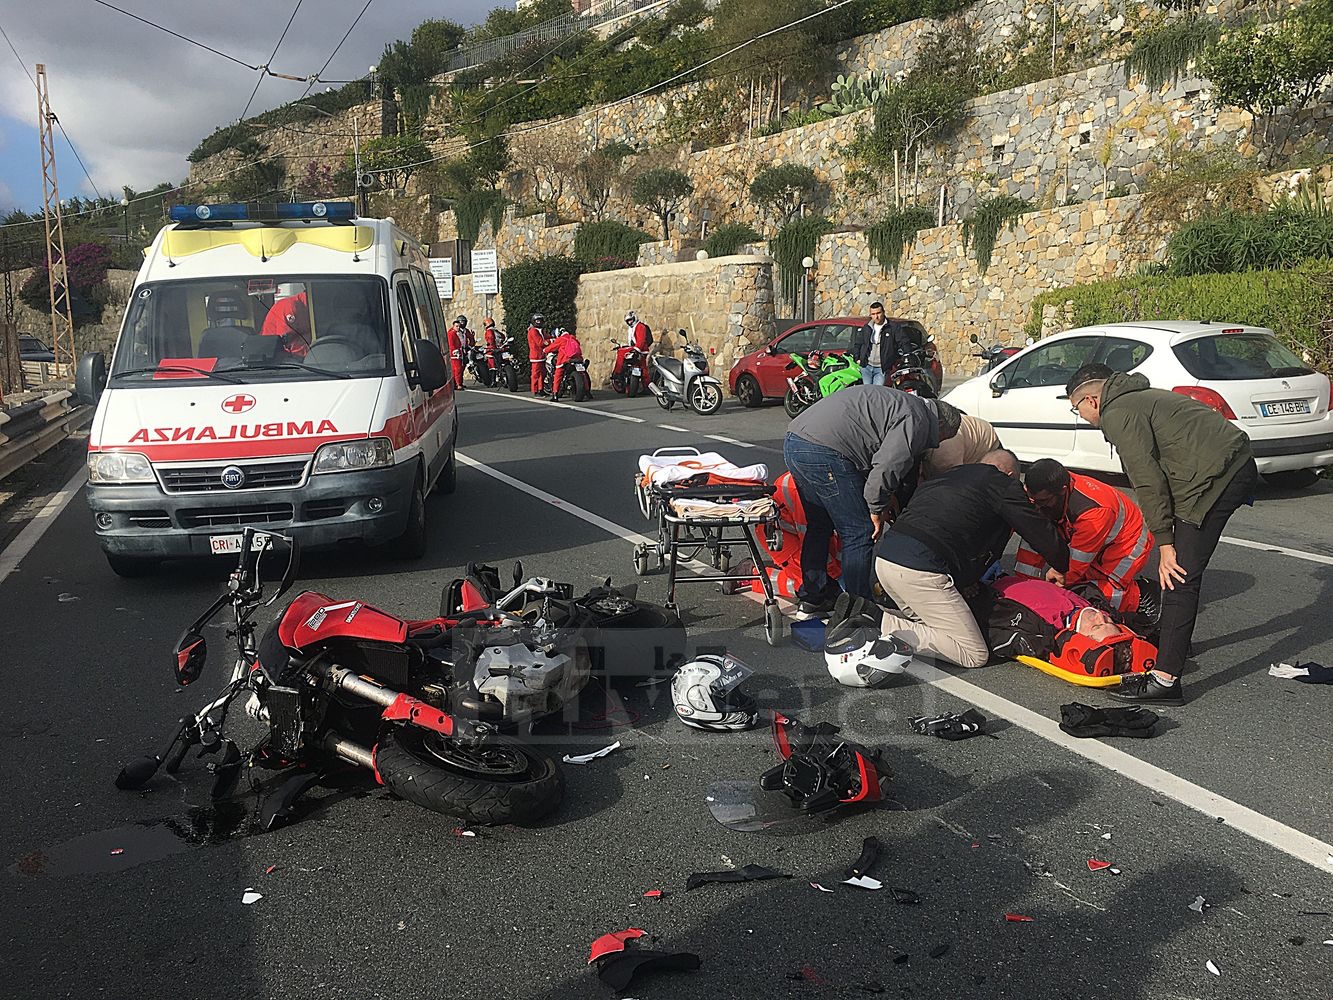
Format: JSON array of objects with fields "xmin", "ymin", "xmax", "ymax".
[
  {"xmin": 795, "ymin": 590, "xmax": 839, "ymax": 620},
  {"xmin": 1109, "ymin": 672, "xmax": 1183, "ymax": 704}
]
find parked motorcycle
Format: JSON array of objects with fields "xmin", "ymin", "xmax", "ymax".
[
  {"xmin": 544, "ymin": 353, "xmax": 593, "ymax": 401},
  {"xmin": 888, "ymin": 347, "xmax": 939, "ymax": 398},
  {"xmin": 784, "ymin": 350, "xmax": 862, "ymax": 418},
  {"xmin": 970, "ymin": 332, "xmax": 1028, "ymax": 374},
  {"xmin": 609, "ymin": 341, "xmax": 648, "ymax": 398},
  {"xmin": 466, "ymin": 343, "xmax": 496, "ymax": 387},
  {"xmin": 490, "ymin": 334, "xmax": 521, "ymax": 393},
  {"xmin": 648, "ymin": 332, "xmax": 723, "ymax": 415},
  {"xmin": 114, "ymin": 528, "xmax": 685, "ymax": 827}
]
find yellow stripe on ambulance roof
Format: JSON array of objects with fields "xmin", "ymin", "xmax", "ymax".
[{"xmin": 161, "ymin": 225, "xmax": 374, "ymax": 259}]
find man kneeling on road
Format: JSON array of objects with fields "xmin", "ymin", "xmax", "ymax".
[
  {"xmin": 1017, "ymin": 458, "xmax": 1157, "ymax": 617},
  {"xmin": 784, "ymin": 386, "xmax": 962, "ymax": 615},
  {"xmin": 876, "ymin": 449, "xmax": 1069, "ymax": 669},
  {"xmin": 1065, "ymin": 363, "xmax": 1258, "ymax": 704}
]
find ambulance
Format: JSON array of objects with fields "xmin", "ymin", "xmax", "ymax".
[{"xmin": 76, "ymin": 201, "xmax": 458, "ymax": 577}]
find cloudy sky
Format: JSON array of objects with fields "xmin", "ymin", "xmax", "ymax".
[{"xmin": 0, "ymin": 0, "xmax": 499, "ymax": 214}]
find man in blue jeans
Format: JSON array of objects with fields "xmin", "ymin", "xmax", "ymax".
[
  {"xmin": 853, "ymin": 301, "xmax": 913, "ymax": 386},
  {"xmin": 784, "ymin": 386, "xmax": 962, "ymax": 617}
]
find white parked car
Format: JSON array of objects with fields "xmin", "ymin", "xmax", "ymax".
[{"xmin": 944, "ymin": 321, "xmax": 1333, "ymax": 489}]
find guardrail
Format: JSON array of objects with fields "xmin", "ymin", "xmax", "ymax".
[{"xmin": 0, "ymin": 388, "xmax": 90, "ymax": 482}]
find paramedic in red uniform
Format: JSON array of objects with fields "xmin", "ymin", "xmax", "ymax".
[
  {"xmin": 527, "ymin": 313, "xmax": 548, "ymax": 395},
  {"xmin": 1018, "ymin": 459, "xmax": 1155, "ymax": 615},
  {"xmin": 260, "ymin": 282, "xmax": 310, "ymax": 357},
  {"xmin": 543, "ymin": 327, "xmax": 584, "ymax": 398},
  {"xmin": 446, "ymin": 315, "xmax": 469, "ymax": 390},
  {"xmin": 612, "ymin": 309, "xmax": 652, "ymax": 384}
]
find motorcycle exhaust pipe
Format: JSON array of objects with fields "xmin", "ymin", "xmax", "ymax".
[
  {"xmin": 322, "ymin": 732, "xmax": 375, "ymax": 769},
  {"xmin": 647, "ymin": 381, "xmax": 663, "ymax": 396},
  {"xmin": 322, "ymin": 663, "xmax": 399, "ymax": 709}
]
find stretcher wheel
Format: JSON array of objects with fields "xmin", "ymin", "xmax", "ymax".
[
  {"xmin": 764, "ymin": 604, "xmax": 785, "ymax": 646},
  {"xmin": 633, "ymin": 544, "xmax": 651, "ymax": 576},
  {"xmin": 716, "ymin": 551, "xmax": 731, "ymax": 574},
  {"xmin": 718, "ymin": 579, "xmax": 738, "ymax": 596}
]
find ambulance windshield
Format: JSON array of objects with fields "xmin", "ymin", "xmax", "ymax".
[{"xmin": 111, "ymin": 276, "xmax": 392, "ymax": 382}]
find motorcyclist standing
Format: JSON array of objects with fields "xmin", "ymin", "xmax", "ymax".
[
  {"xmin": 482, "ymin": 316, "xmax": 500, "ymax": 373},
  {"xmin": 446, "ymin": 314, "xmax": 471, "ymax": 390},
  {"xmin": 543, "ymin": 327, "xmax": 584, "ymax": 398},
  {"xmin": 527, "ymin": 313, "xmax": 549, "ymax": 395},
  {"xmin": 612, "ymin": 310, "xmax": 653, "ymax": 386}
]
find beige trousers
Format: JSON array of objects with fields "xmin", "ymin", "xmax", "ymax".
[{"xmin": 875, "ymin": 557, "xmax": 990, "ymax": 669}]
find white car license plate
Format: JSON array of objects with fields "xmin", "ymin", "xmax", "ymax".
[
  {"xmin": 1260, "ymin": 400, "xmax": 1311, "ymax": 416},
  {"xmin": 210, "ymin": 533, "xmax": 272, "ymax": 555},
  {"xmin": 574, "ymin": 363, "xmax": 587, "ymax": 371}
]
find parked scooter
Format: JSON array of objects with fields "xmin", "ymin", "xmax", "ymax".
[
  {"xmin": 609, "ymin": 341, "xmax": 648, "ymax": 397},
  {"xmin": 888, "ymin": 347, "xmax": 939, "ymax": 398},
  {"xmin": 648, "ymin": 332, "xmax": 723, "ymax": 415},
  {"xmin": 114, "ymin": 528, "xmax": 685, "ymax": 828},
  {"xmin": 970, "ymin": 332, "xmax": 1029, "ymax": 374},
  {"xmin": 784, "ymin": 350, "xmax": 862, "ymax": 417}
]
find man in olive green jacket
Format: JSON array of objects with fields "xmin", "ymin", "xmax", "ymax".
[{"xmin": 1066, "ymin": 364, "xmax": 1257, "ymax": 704}]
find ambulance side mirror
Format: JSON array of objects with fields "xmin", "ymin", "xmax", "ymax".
[
  {"xmin": 76, "ymin": 352, "xmax": 107, "ymax": 406},
  {"xmin": 410, "ymin": 338, "xmax": 447, "ymax": 393}
]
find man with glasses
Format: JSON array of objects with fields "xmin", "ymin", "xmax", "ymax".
[{"xmin": 1064, "ymin": 363, "xmax": 1257, "ymax": 703}]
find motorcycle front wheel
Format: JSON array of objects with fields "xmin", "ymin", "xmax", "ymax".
[
  {"xmin": 689, "ymin": 381, "xmax": 723, "ymax": 415},
  {"xmin": 504, "ymin": 363, "xmax": 519, "ymax": 393},
  {"xmin": 374, "ymin": 728, "xmax": 564, "ymax": 825}
]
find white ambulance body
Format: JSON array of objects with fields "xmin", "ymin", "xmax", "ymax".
[{"xmin": 77, "ymin": 202, "xmax": 457, "ymax": 577}]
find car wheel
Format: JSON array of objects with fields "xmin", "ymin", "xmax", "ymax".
[
  {"xmin": 1264, "ymin": 468, "xmax": 1320, "ymax": 490},
  {"xmin": 735, "ymin": 374, "xmax": 763, "ymax": 408}
]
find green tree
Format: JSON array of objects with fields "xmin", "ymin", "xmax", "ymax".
[
  {"xmin": 749, "ymin": 164, "xmax": 826, "ymax": 229},
  {"xmin": 703, "ymin": 222, "xmax": 761, "ymax": 257},
  {"xmin": 1200, "ymin": 3, "xmax": 1333, "ymax": 164},
  {"xmin": 847, "ymin": 72, "xmax": 971, "ymax": 204},
  {"xmin": 229, "ymin": 159, "xmax": 287, "ymax": 201},
  {"xmin": 358, "ymin": 135, "xmax": 431, "ymax": 189},
  {"xmin": 575, "ymin": 142, "xmax": 635, "ymax": 222},
  {"xmin": 631, "ymin": 168, "xmax": 694, "ymax": 240}
]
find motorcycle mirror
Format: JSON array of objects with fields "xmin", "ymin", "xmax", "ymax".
[
  {"xmin": 512, "ymin": 561, "xmax": 524, "ymax": 589},
  {"xmin": 173, "ymin": 631, "xmax": 208, "ymax": 686},
  {"xmin": 115, "ymin": 755, "xmax": 163, "ymax": 790},
  {"xmin": 969, "ymin": 333, "xmax": 979, "ymax": 344}
]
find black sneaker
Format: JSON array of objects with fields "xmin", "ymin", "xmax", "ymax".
[
  {"xmin": 795, "ymin": 590, "xmax": 839, "ymax": 620},
  {"xmin": 1109, "ymin": 672, "xmax": 1183, "ymax": 704}
]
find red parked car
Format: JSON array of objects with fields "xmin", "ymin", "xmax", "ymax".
[{"xmin": 728, "ymin": 316, "xmax": 942, "ymax": 407}]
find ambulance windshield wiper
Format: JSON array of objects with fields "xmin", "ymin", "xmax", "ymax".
[
  {"xmin": 113, "ymin": 365, "xmax": 242, "ymax": 383},
  {"xmin": 223, "ymin": 362, "xmax": 352, "ymax": 380}
]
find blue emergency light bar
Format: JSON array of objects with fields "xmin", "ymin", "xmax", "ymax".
[{"xmin": 169, "ymin": 202, "xmax": 356, "ymax": 224}]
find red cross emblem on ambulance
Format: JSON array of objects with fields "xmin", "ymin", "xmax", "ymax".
[{"xmin": 221, "ymin": 393, "xmax": 256, "ymax": 414}]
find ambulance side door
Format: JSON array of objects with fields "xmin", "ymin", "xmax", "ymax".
[{"xmin": 393, "ymin": 276, "xmax": 436, "ymax": 479}]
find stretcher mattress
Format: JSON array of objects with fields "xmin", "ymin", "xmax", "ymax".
[
  {"xmin": 638, "ymin": 452, "xmax": 769, "ymax": 487},
  {"xmin": 668, "ymin": 496, "xmax": 778, "ymax": 520}
]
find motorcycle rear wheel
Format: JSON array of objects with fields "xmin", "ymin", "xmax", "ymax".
[
  {"xmin": 627, "ymin": 373, "xmax": 642, "ymax": 398},
  {"xmin": 374, "ymin": 728, "xmax": 564, "ymax": 825},
  {"xmin": 783, "ymin": 387, "xmax": 813, "ymax": 419},
  {"xmin": 504, "ymin": 364, "xmax": 519, "ymax": 392}
]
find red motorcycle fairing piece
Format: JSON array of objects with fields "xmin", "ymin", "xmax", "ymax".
[
  {"xmin": 381, "ymin": 692, "xmax": 455, "ymax": 736},
  {"xmin": 277, "ymin": 591, "xmax": 408, "ymax": 650}
]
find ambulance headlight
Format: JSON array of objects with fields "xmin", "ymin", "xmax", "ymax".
[
  {"xmin": 88, "ymin": 452, "xmax": 154, "ymax": 484},
  {"xmin": 312, "ymin": 438, "xmax": 395, "ymax": 473}
]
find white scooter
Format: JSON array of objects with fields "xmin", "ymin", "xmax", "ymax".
[{"xmin": 648, "ymin": 331, "xmax": 723, "ymax": 415}]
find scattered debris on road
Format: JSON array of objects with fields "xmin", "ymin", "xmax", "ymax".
[
  {"xmin": 1206, "ymin": 960, "xmax": 1221, "ymax": 976},
  {"xmin": 562, "ymin": 741, "xmax": 622, "ymax": 765},
  {"xmin": 686, "ymin": 864, "xmax": 788, "ymax": 891},
  {"xmin": 241, "ymin": 889, "xmax": 262, "ymax": 905},
  {"xmin": 1188, "ymin": 896, "xmax": 1207, "ymax": 914},
  {"xmin": 909, "ymin": 709, "xmax": 990, "ymax": 740}
]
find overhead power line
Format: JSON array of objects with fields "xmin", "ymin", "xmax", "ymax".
[
  {"xmin": 300, "ymin": 0, "xmax": 376, "ymax": 102},
  {"xmin": 89, "ymin": 0, "xmax": 262, "ymax": 71},
  {"xmin": 238, "ymin": 0, "xmax": 305, "ymax": 123}
]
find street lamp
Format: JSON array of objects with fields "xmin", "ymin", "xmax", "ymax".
[
  {"xmin": 119, "ymin": 197, "xmax": 129, "ymax": 242},
  {"xmin": 801, "ymin": 255, "xmax": 815, "ymax": 322}
]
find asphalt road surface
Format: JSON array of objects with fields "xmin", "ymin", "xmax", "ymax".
[{"xmin": 1, "ymin": 387, "xmax": 1330, "ymax": 1000}]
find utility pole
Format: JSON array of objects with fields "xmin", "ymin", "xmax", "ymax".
[
  {"xmin": 0, "ymin": 230, "xmax": 20, "ymax": 399},
  {"xmin": 36, "ymin": 64, "xmax": 77, "ymax": 375}
]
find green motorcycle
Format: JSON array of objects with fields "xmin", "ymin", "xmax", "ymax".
[{"xmin": 783, "ymin": 350, "xmax": 863, "ymax": 417}]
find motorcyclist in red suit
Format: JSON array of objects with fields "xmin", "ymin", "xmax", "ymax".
[
  {"xmin": 612, "ymin": 309, "xmax": 652, "ymax": 385},
  {"xmin": 446, "ymin": 314, "xmax": 471, "ymax": 390},
  {"xmin": 482, "ymin": 316, "xmax": 500, "ymax": 372},
  {"xmin": 527, "ymin": 313, "xmax": 549, "ymax": 394},
  {"xmin": 543, "ymin": 328, "xmax": 584, "ymax": 398}
]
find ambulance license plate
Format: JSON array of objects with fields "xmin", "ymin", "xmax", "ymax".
[
  {"xmin": 210, "ymin": 533, "xmax": 271, "ymax": 555},
  {"xmin": 1260, "ymin": 400, "xmax": 1310, "ymax": 416}
]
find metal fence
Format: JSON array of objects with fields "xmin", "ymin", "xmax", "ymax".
[{"xmin": 444, "ymin": 0, "xmax": 689, "ymax": 74}]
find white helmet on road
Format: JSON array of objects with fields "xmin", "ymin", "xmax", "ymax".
[
  {"xmin": 671, "ymin": 653, "xmax": 760, "ymax": 731},
  {"xmin": 824, "ymin": 593, "xmax": 913, "ymax": 687}
]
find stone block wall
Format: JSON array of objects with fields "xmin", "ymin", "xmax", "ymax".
[{"xmin": 10, "ymin": 268, "xmax": 136, "ymax": 359}]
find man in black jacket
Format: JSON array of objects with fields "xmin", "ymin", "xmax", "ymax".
[
  {"xmin": 852, "ymin": 302, "xmax": 915, "ymax": 386},
  {"xmin": 875, "ymin": 449, "xmax": 1069, "ymax": 669}
]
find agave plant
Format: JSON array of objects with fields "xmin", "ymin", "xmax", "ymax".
[{"xmin": 819, "ymin": 72, "xmax": 892, "ymax": 116}]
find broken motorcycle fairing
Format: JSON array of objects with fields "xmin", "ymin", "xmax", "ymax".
[{"xmin": 760, "ymin": 713, "xmax": 892, "ymax": 815}]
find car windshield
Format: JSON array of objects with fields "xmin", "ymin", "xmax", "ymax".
[
  {"xmin": 110, "ymin": 275, "xmax": 391, "ymax": 384},
  {"xmin": 1173, "ymin": 332, "xmax": 1313, "ymax": 381}
]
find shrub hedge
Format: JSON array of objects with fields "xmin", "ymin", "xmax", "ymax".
[
  {"xmin": 499, "ymin": 255, "xmax": 585, "ymax": 360},
  {"xmin": 573, "ymin": 220, "xmax": 654, "ymax": 267},
  {"xmin": 1025, "ymin": 262, "xmax": 1333, "ymax": 373}
]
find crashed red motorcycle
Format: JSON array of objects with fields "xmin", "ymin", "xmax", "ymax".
[{"xmin": 116, "ymin": 527, "xmax": 684, "ymax": 827}]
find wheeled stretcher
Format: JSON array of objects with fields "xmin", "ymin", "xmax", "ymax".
[{"xmin": 632, "ymin": 448, "xmax": 786, "ymax": 646}]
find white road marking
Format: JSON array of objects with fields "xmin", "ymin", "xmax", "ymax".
[
  {"xmin": 1220, "ymin": 535, "xmax": 1333, "ymax": 567},
  {"xmin": 658, "ymin": 424, "xmax": 691, "ymax": 433},
  {"xmin": 469, "ymin": 388, "xmax": 646, "ymax": 423},
  {"xmin": 0, "ymin": 466, "xmax": 87, "ymax": 585},
  {"xmin": 705, "ymin": 433, "xmax": 755, "ymax": 449},
  {"xmin": 459, "ymin": 450, "xmax": 1333, "ymax": 874}
]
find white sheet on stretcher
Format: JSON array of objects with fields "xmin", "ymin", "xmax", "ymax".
[
  {"xmin": 637, "ymin": 451, "xmax": 769, "ymax": 486},
  {"xmin": 669, "ymin": 496, "xmax": 778, "ymax": 520}
]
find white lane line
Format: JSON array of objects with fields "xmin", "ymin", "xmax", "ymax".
[
  {"xmin": 658, "ymin": 424, "xmax": 691, "ymax": 433},
  {"xmin": 1221, "ymin": 535, "xmax": 1333, "ymax": 567},
  {"xmin": 459, "ymin": 449, "xmax": 1333, "ymax": 875},
  {"xmin": 469, "ymin": 388, "xmax": 647, "ymax": 424},
  {"xmin": 0, "ymin": 466, "xmax": 87, "ymax": 585},
  {"xmin": 705, "ymin": 433, "xmax": 755, "ymax": 449}
]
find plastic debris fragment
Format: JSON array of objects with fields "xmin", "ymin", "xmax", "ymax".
[
  {"xmin": 843, "ymin": 875, "xmax": 883, "ymax": 891},
  {"xmin": 588, "ymin": 928, "xmax": 646, "ymax": 964},
  {"xmin": 264, "ymin": 865, "xmax": 277, "ymax": 875},
  {"xmin": 890, "ymin": 887, "xmax": 921, "ymax": 905},
  {"xmin": 1206, "ymin": 960, "xmax": 1221, "ymax": 976},
  {"xmin": 810, "ymin": 882, "xmax": 834, "ymax": 893},
  {"xmin": 241, "ymin": 889, "xmax": 262, "ymax": 905},
  {"xmin": 1087, "ymin": 859, "xmax": 1112, "ymax": 871},
  {"xmin": 892, "ymin": 952, "xmax": 909, "ymax": 966},
  {"xmin": 562, "ymin": 741, "xmax": 621, "ymax": 765},
  {"xmin": 57, "ymin": 593, "xmax": 79, "ymax": 603},
  {"xmin": 1100, "ymin": 832, "xmax": 1112, "ymax": 840},
  {"xmin": 1188, "ymin": 896, "xmax": 1206, "ymax": 913},
  {"xmin": 109, "ymin": 848, "xmax": 124, "ymax": 856},
  {"xmin": 642, "ymin": 890, "xmax": 663, "ymax": 899},
  {"xmin": 686, "ymin": 864, "xmax": 788, "ymax": 891},
  {"xmin": 1004, "ymin": 913, "xmax": 1034, "ymax": 922}
]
